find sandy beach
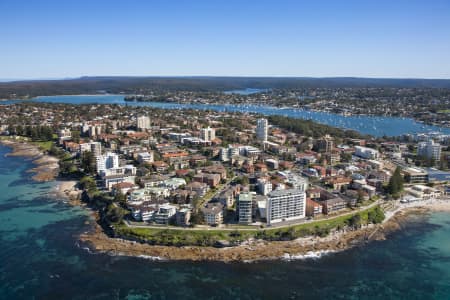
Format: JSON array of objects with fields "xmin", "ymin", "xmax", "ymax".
[
  {"xmin": 0, "ymin": 139, "xmax": 59, "ymax": 182},
  {"xmin": 54, "ymin": 180, "xmax": 80, "ymax": 203}
]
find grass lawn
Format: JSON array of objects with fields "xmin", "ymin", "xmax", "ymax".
[{"xmin": 32, "ymin": 141, "xmax": 54, "ymax": 152}]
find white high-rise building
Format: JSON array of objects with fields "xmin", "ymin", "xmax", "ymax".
[
  {"xmin": 256, "ymin": 118, "xmax": 268, "ymax": 142},
  {"xmin": 89, "ymin": 125, "xmax": 102, "ymax": 138},
  {"xmin": 96, "ymin": 152, "xmax": 120, "ymax": 173},
  {"xmin": 90, "ymin": 142, "xmax": 102, "ymax": 157},
  {"xmin": 137, "ymin": 116, "xmax": 151, "ymax": 131},
  {"xmin": 238, "ymin": 193, "xmax": 253, "ymax": 224},
  {"xmin": 266, "ymin": 189, "xmax": 306, "ymax": 225},
  {"xmin": 200, "ymin": 127, "xmax": 215, "ymax": 142},
  {"xmin": 418, "ymin": 140, "xmax": 441, "ymax": 161}
]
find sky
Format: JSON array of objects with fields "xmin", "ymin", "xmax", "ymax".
[{"xmin": 1, "ymin": 0, "xmax": 450, "ymax": 79}]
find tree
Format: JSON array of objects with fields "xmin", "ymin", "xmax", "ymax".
[
  {"xmin": 349, "ymin": 214, "xmax": 362, "ymax": 229},
  {"xmin": 59, "ymin": 159, "xmax": 76, "ymax": 176},
  {"xmin": 105, "ymin": 204, "xmax": 127, "ymax": 223},
  {"xmin": 357, "ymin": 191, "xmax": 364, "ymax": 205},
  {"xmin": 80, "ymin": 151, "xmax": 96, "ymax": 174},
  {"xmin": 113, "ymin": 191, "xmax": 127, "ymax": 204},
  {"xmin": 234, "ymin": 176, "xmax": 249, "ymax": 185},
  {"xmin": 368, "ymin": 206, "xmax": 385, "ymax": 224},
  {"xmin": 79, "ymin": 176, "xmax": 98, "ymax": 196},
  {"xmin": 190, "ymin": 210, "xmax": 205, "ymax": 225},
  {"xmin": 387, "ymin": 167, "xmax": 404, "ymax": 197},
  {"xmin": 71, "ymin": 130, "xmax": 81, "ymax": 143},
  {"xmin": 341, "ymin": 152, "xmax": 352, "ymax": 163}
]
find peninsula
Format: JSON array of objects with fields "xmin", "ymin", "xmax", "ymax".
[{"xmin": 1, "ymin": 100, "xmax": 450, "ymax": 261}]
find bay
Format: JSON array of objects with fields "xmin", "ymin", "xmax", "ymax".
[{"xmin": 3, "ymin": 94, "xmax": 449, "ymax": 137}]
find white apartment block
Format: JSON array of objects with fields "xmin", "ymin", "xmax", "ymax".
[
  {"xmin": 267, "ymin": 189, "xmax": 306, "ymax": 225},
  {"xmin": 355, "ymin": 146, "xmax": 379, "ymax": 160},
  {"xmin": 137, "ymin": 151, "xmax": 154, "ymax": 163},
  {"xmin": 256, "ymin": 118, "xmax": 268, "ymax": 142},
  {"xmin": 238, "ymin": 193, "xmax": 253, "ymax": 224},
  {"xmin": 201, "ymin": 127, "xmax": 216, "ymax": 142},
  {"xmin": 418, "ymin": 140, "xmax": 441, "ymax": 161},
  {"xmin": 137, "ymin": 116, "xmax": 151, "ymax": 131},
  {"xmin": 96, "ymin": 152, "xmax": 120, "ymax": 173}
]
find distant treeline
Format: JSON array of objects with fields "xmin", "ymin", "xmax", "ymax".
[
  {"xmin": 267, "ymin": 115, "xmax": 365, "ymax": 139},
  {"xmin": 7, "ymin": 125, "xmax": 54, "ymax": 141},
  {"xmin": 2, "ymin": 76, "xmax": 450, "ymax": 99}
]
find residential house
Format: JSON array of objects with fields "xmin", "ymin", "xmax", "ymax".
[{"xmin": 202, "ymin": 202, "xmax": 224, "ymax": 225}]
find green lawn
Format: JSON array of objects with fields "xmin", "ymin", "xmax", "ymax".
[
  {"xmin": 114, "ymin": 225, "xmax": 255, "ymax": 246},
  {"xmin": 0, "ymin": 136, "xmax": 54, "ymax": 152},
  {"xmin": 32, "ymin": 141, "xmax": 54, "ymax": 152}
]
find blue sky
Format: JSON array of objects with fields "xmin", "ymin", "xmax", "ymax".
[{"xmin": 1, "ymin": 0, "xmax": 449, "ymax": 79}]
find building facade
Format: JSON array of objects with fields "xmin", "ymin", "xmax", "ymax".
[
  {"xmin": 317, "ymin": 134, "xmax": 334, "ymax": 153},
  {"xmin": 355, "ymin": 146, "xmax": 379, "ymax": 160},
  {"xmin": 200, "ymin": 127, "xmax": 216, "ymax": 142},
  {"xmin": 137, "ymin": 116, "xmax": 151, "ymax": 131},
  {"xmin": 256, "ymin": 118, "xmax": 268, "ymax": 142},
  {"xmin": 96, "ymin": 152, "xmax": 119, "ymax": 173},
  {"xmin": 266, "ymin": 189, "xmax": 306, "ymax": 224},
  {"xmin": 238, "ymin": 193, "xmax": 253, "ymax": 224},
  {"xmin": 202, "ymin": 202, "xmax": 224, "ymax": 225},
  {"xmin": 418, "ymin": 140, "xmax": 441, "ymax": 161}
]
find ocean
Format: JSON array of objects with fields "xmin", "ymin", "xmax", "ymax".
[{"xmin": 1, "ymin": 144, "xmax": 450, "ymax": 299}]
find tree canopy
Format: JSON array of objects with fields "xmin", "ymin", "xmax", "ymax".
[{"xmin": 387, "ymin": 167, "xmax": 404, "ymax": 197}]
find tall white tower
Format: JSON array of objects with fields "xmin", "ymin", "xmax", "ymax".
[
  {"xmin": 201, "ymin": 127, "xmax": 216, "ymax": 142},
  {"xmin": 256, "ymin": 118, "xmax": 268, "ymax": 142},
  {"xmin": 137, "ymin": 116, "xmax": 151, "ymax": 131}
]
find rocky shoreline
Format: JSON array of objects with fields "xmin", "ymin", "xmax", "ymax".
[
  {"xmin": 77, "ymin": 204, "xmax": 444, "ymax": 262},
  {"xmin": 0, "ymin": 139, "xmax": 59, "ymax": 182},
  {"xmin": 2, "ymin": 138, "xmax": 448, "ymax": 262}
]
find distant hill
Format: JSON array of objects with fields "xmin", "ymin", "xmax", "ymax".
[{"xmin": 1, "ymin": 76, "xmax": 450, "ymax": 99}]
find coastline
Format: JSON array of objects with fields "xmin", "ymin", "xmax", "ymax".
[
  {"xmin": 2, "ymin": 138, "xmax": 450, "ymax": 262},
  {"xmin": 78, "ymin": 199, "xmax": 450, "ymax": 262},
  {"xmin": 0, "ymin": 139, "xmax": 82, "ymax": 202},
  {"xmin": 0, "ymin": 139, "xmax": 59, "ymax": 182}
]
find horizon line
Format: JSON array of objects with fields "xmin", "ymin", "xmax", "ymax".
[{"xmin": 2, "ymin": 75, "xmax": 450, "ymax": 82}]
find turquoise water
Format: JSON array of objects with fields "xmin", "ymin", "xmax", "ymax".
[
  {"xmin": 1, "ymin": 144, "xmax": 450, "ymax": 299},
  {"xmin": 4, "ymin": 94, "xmax": 449, "ymax": 137}
]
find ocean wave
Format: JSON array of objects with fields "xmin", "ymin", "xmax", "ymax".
[
  {"xmin": 136, "ymin": 255, "xmax": 166, "ymax": 261},
  {"xmin": 282, "ymin": 250, "xmax": 336, "ymax": 260},
  {"xmin": 114, "ymin": 252, "xmax": 166, "ymax": 261}
]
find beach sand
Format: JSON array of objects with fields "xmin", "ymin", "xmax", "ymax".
[{"xmin": 0, "ymin": 139, "xmax": 59, "ymax": 182}]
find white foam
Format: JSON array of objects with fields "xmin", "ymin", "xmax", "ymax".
[
  {"xmin": 114, "ymin": 252, "xmax": 166, "ymax": 261},
  {"xmin": 136, "ymin": 255, "xmax": 165, "ymax": 261},
  {"xmin": 282, "ymin": 250, "xmax": 336, "ymax": 260}
]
